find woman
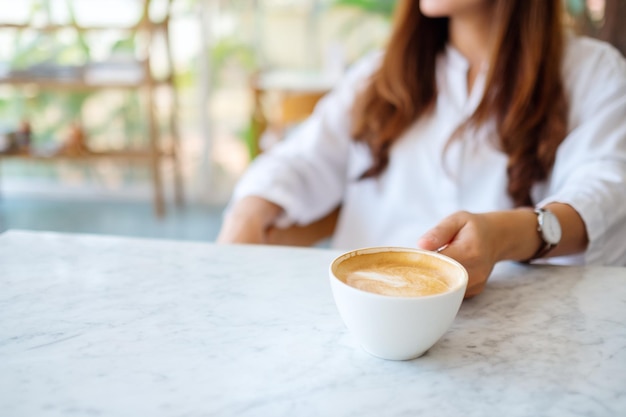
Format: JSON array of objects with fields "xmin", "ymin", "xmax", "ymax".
[{"xmin": 218, "ymin": 0, "xmax": 626, "ymax": 297}]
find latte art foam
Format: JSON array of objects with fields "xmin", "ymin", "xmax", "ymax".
[
  {"xmin": 335, "ymin": 251, "xmax": 455, "ymax": 297},
  {"xmin": 346, "ymin": 268, "xmax": 449, "ymax": 297}
]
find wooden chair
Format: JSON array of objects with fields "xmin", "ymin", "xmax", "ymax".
[
  {"xmin": 248, "ymin": 71, "xmax": 339, "ymax": 247},
  {"xmin": 249, "ymin": 70, "xmax": 333, "ymax": 157}
]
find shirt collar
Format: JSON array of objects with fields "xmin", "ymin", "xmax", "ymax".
[{"xmin": 445, "ymin": 44, "xmax": 471, "ymax": 73}]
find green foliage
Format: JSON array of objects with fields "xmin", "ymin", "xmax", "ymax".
[
  {"xmin": 65, "ymin": 0, "xmax": 91, "ymax": 60},
  {"xmin": 209, "ymin": 37, "xmax": 257, "ymax": 86},
  {"xmin": 566, "ymin": 0, "xmax": 586, "ymax": 16},
  {"xmin": 240, "ymin": 118, "xmax": 259, "ymax": 162},
  {"xmin": 332, "ymin": 0, "xmax": 397, "ymax": 18}
]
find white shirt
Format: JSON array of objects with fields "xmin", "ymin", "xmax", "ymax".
[{"xmin": 231, "ymin": 36, "xmax": 626, "ymax": 266}]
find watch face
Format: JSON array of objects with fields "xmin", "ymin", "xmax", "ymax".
[{"xmin": 541, "ymin": 210, "xmax": 562, "ymax": 245}]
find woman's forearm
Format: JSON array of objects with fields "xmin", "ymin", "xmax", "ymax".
[
  {"xmin": 418, "ymin": 203, "xmax": 589, "ymax": 297},
  {"xmin": 541, "ymin": 203, "xmax": 589, "ymax": 258},
  {"xmin": 490, "ymin": 203, "xmax": 589, "ymax": 262},
  {"xmin": 217, "ymin": 196, "xmax": 284, "ymax": 244}
]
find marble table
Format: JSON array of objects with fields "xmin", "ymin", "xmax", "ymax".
[{"xmin": 1, "ymin": 230, "xmax": 625, "ymax": 417}]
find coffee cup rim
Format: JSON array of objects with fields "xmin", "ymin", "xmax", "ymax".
[{"xmin": 329, "ymin": 246, "xmax": 469, "ymax": 299}]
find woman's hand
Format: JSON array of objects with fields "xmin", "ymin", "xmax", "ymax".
[
  {"xmin": 417, "ymin": 211, "xmax": 502, "ymax": 298},
  {"xmin": 417, "ymin": 204, "xmax": 588, "ymax": 298},
  {"xmin": 216, "ymin": 196, "xmax": 284, "ymax": 244}
]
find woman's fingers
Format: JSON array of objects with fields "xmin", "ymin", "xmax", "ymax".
[
  {"xmin": 417, "ymin": 212, "xmax": 468, "ymax": 251},
  {"xmin": 418, "ymin": 211, "xmax": 496, "ymax": 299}
]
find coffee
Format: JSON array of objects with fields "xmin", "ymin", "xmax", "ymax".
[{"xmin": 334, "ymin": 251, "xmax": 456, "ymax": 297}]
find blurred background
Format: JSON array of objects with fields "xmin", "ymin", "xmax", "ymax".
[{"xmin": 0, "ymin": 0, "xmax": 623, "ymax": 242}]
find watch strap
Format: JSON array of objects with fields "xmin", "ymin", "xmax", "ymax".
[
  {"xmin": 524, "ymin": 208, "xmax": 558, "ymax": 262},
  {"xmin": 529, "ymin": 240, "xmax": 556, "ymax": 261}
]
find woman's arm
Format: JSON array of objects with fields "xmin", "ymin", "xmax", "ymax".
[
  {"xmin": 417, "ymin": 203, "xmax": 588, "ymax": 298},
  {"xmin": 217, "ymin": 196, "xmax": 283, "ymax": 244},
  {"xmin": 219, "ymin": 53, "xmax": 383, "ymax": 240},
  {"xmin": 217, "ymin": 197, "xmax": 340, "ymax": 246},
  {"xmin": 422, "ymin": 40, "xmax": 626, "ymax": 298}
]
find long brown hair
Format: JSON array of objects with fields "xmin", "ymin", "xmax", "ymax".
[{"xmin": 351, "ymin": 0, "xmax": 568, "ymax": 207}]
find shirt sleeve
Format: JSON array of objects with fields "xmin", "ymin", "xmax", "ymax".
[
  {"xmin": 536, "ymin": 38, "xmax": 626, "ymax": 266},
  {"xmin": 229, "ymin": 53, "xmax": 381, "ymax": 227}
]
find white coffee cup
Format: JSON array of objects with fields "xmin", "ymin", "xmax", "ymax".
[{"xmin": 329, "ymin": 247, "xmax": 468, "ymax": 360}]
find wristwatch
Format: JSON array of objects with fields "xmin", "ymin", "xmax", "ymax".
[{"xmin": 528, "ymin": 208, "xmax": 562, "ymax": 261}]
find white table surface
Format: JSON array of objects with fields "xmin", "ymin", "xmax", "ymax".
[{"xmin": 1, "ymin": 230, "xmax": 625, "ymax": 417}]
